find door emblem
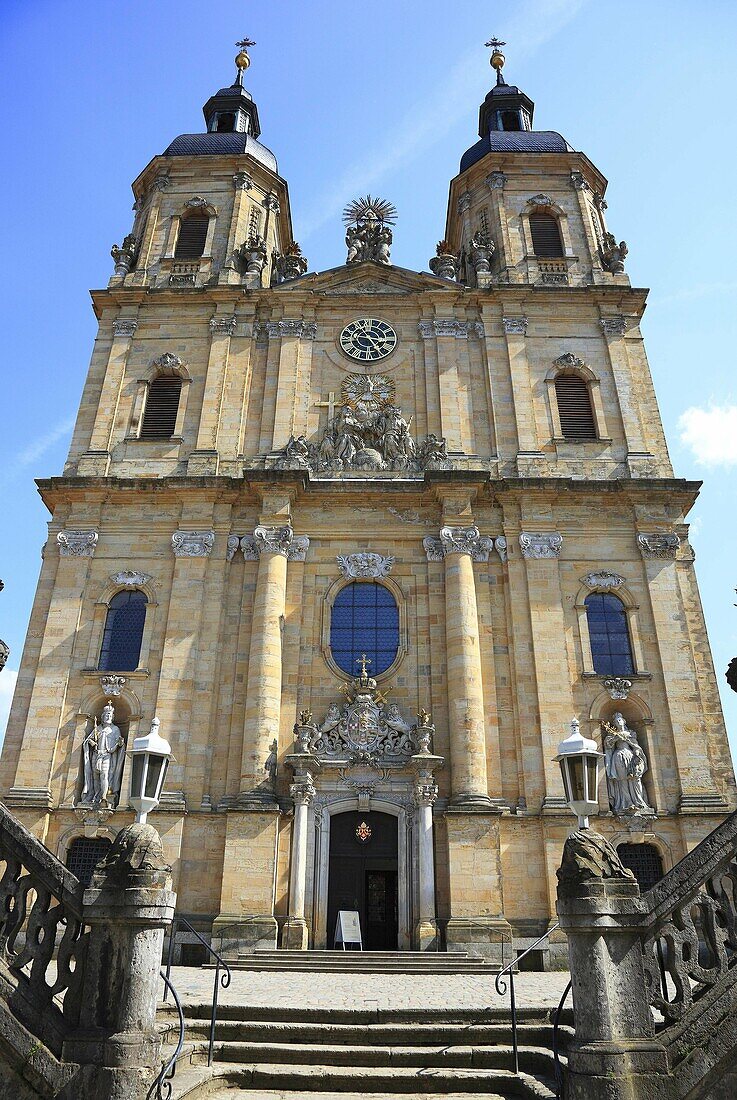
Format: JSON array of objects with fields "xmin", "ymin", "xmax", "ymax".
[{"xmin": 355, "ymin": 820, "xmax": 372, "ymax": 843}]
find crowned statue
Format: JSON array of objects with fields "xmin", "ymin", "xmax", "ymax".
[
  {"xmin": 603, "ymin": 711, "xmax": 653, "ymax": 816},
  {"xmin": 80, "ymin": 700, "xmax": 126, "ymax": 808}
]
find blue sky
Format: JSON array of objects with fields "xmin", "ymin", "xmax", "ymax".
[{"xmin": 2, "ymin": 0, "xmax": 737, "ymax": 760}]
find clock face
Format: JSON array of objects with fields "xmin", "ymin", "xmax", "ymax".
[{"xmin": 339, "ymin": 318, "xmax": 397, "ymax": 362}]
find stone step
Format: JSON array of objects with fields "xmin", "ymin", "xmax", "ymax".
[
  {"xmin": 190, "ymin": 1039, "xmax": 559, "ymax": 1075},
  {"xmin": 167, "ymin": 1002, "xmax": 559, "ymax": 1025},
  {"xmin": 173, "ymin": 1060, "xmax": 556, "ymax": 1098},
  {"xmin": 229, "ymin": 960, "xmax": 498, "ymax": 973}
]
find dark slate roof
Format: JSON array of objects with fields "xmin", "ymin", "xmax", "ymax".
[
  {"xmin": 460, "ymin": 130, "xmax": 572, "ymax": 172},
  {"xmin": 163, "ymin": 131, "xmax": 278, "ymax": 172}
]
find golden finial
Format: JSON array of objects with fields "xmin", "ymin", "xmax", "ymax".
[
  {"xmin": 485, "ymin": 37, "xmax": 507, "ymax": 83},
  {"xmin": 235, "ymin": 38, "xmax": 256, "ymax": 83}
]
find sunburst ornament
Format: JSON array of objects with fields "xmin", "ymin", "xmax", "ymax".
[{"xmin": 343, "ymin": 195, "xmax": 398, "ymax": 227}]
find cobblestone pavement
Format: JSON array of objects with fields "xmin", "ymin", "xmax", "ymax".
[{"xmin": 165, "ymin": 966, "xmax": 572, "ymax": 1012}]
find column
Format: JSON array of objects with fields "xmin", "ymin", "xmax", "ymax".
[
  {"xmin": 239, "ymin": 524, "xmax": 293, "ymax": 803},
  {"xmin": 77, "ymin": 316, "xmax": 138, "ymax": 476},
  {"xmin": 414, "ymin": 777, "xmax": 439, "ymax": 950},
  {"xmin": 284, "ymin": 772, "xmax": 316, "ymax": 950}
]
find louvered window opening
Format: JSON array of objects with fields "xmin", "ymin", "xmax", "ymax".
[
  {"xmin": 555, "ymin": 375, "xmax": 597, "ymax": 440},
  {"xmin": 617, "ymin": 843, "xmax": 663, "ymax": 891},
  {"xmin": 530, "ymin": 213, "xmax": 564, "ymax": 257},
  {"xmin": 99, "ymin": 590, "xmax": 147, "ymax": 672},
  {"xmin": 140, "ymin": 377, "xmax": 181, "ymax": 439},
  {"xmin": 585, "ymin": 592, "xmax": 634, "ymax": 676},
  {"xmin": 330, "ymin": 582, "xmax": 400, "ymax": 677},
  {"xmin": 174, "ymin": 214, "xmax": 209, "ymax": 259},
  {"xmin": 67, "ymin": 837, "xmax": 112, "ymax": 887}
]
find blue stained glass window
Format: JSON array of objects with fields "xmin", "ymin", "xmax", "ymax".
[
  {"xmin": 584, "ymin": 592, "xmax": 634, "ymax": 676},
  {"xmin": 99, "ymin": 590, "xmax": 147, "ymax": 671},
  {"xmin": 330, "ymin": 582, "xmax": 399, "ymax": 676}
]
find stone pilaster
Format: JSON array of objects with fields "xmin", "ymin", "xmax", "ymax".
[
  {"xmin": 77, "ymin": 317, "xmax": 139, "ymax": 476},
  {"xmin": 188, "ymin": 311, "xmax": 238, "ymax": 474},
  {"xmin": 599, "ymin": 314, "xmax": 654, "ymax": 476},
  {"xmin": 270, "ymin": 320, "xmax": 317, "ymax": 451},
  {"xmin": 500, "ymin": 313, "xmax": 546, "ymax": 474},
  {"xmin": 284, "ymin": 772, "xmax": 316, "ymax": 950}
]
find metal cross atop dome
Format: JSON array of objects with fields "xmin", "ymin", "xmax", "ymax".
[
  {"xmin": 234, "ymin": 37, "xmax": 256, "ymax": 85},
  {"xmin": 485, "ymin": 37, "xmax": 507, "ymax": 84}
]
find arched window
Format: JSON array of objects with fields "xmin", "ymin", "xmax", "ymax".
[
  {"xmin": 140, "ymin": 375, "xmax": 182, "ymax": 439},
  {"xmin": 66, "ymin": 836, "xmax": 112, "ymax": 887},
  {"xmin": 585, "ymin": 592, "xmax": 634, "ymax": 676},
  {"xmin": 330, "ymin": 582, "xmax": 399, "ymax": 676},
  {"xmin": 555, "ymin": 374, "xmax": 597, "ymax": 440},
  {"xmin": 616, "ymin": 843, "xmax": 663, "ymax": 891},
  {"xmin": 174, "ymin": 212, "xmax": 209, "ymax": 260},
  {"xmin": 99, "ymin": 590, "xmax": 147, "ymax": 671},
  {"xmin": 530, "ymin": 213, "xmax": 564, "ymax": 258}
]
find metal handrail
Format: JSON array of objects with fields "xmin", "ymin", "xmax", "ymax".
[
  {"xmin": 553, "ymin": 977, "xmax": 572, "ymax": 1099},
  {"xmin": 494, "ymin": 921, "xmax": 561, "ymax": 1075},
  {"xmin": 150, "ymin": 970, "xmax": 184, "ymax": 1100},
  {"xmin": 164, "ymin": 915, "xmax": 231, "ymax": 1067}
]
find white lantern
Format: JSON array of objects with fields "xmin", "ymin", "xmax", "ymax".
[
  {"xmin": 129, "ymin": 717, "xmax": 172, "ymax": 824},
  {"xmin": 554, "ymin": 719, "xmax": 603, "ymax": 829}
]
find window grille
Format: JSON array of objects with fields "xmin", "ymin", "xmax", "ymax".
[
  {"xmin": 585, "ymin": 592, "xmax": 634, "ymax": 676},
  {"xmin": 99, "ymin": 590, "xmax": 147, "ymax": 672},
  {"xmin": 248, "ymin": 206, "xmax": 262, "ymax": 239},
  {"xmin": 330, "ymin": 582, "xmax": 399, "ymax": 676},
  {"xmin": 617, "ymin": 843, "xmax": 663, "ymax": 891},
  {"xmin": 66, "ymin": 837, "xmax": 112, "ymax": 887},
  {"xmin": 555, "ymin": 375, "xmax": 597, "ymax": 440},
  {"xmin": 530, "ymin": 213, "xmax": 564, "ymax": 257},
  {"xmin": 174, "ymin": 213, "xmax": 208, "ymax": 259},
  {"xmin": 140, "ymin": 376, "xmax": 181, "ymax": 439}
]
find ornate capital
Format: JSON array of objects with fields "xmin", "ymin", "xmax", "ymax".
[
  {"xmin": 583, "ymin": 570, "xmax": 625, "ymax": 591},
  {"xmin": 290, "ymin": 777, "xmax": 316, "ymax": 806},
  {"xmin": 265, "ymin": 320, "xmax": 316, "ymax": 339},
  {"xmin": 554, "ymin": 352, "xmax": 586, "ymax": 370},
  {"xmin": 209, "ymin": 315, "xmax": 237, "ymax": 336},
  {"xmin": 419, "ymin": 319, "xmax": 469, "ymax": 339},
  {"xmin": 604, "ymin": 677, "xmax": 632, "ymax": 700},
  {"xmin": 112, "ymin": 318, "xmax": 138, "ymax": 338},
  {"xmin": 600, "ymin": 316, "xmax": 628, "ymax": 337},
  {"xmin": 418, "ymin": 321, "xmax": 434, "ymax": 339},
  {"xmin": 100, "ymin": 675, "xmax": 127, "ymax": 697},
  {"xmin": 503, "ymin": 316, "xmax": 528, "ymax": 336},
  {"xmin": 171, "ymin": 530, "xmax": 215, "ymax": 557},
  {"xmin": 414, "ymin": 780, "xmax": 438, "ymax": 807},
  {"xmin": 570, "ymin": 171, "xmax": 587, "ymax": 190},
  {"xmin": 471, "ymin": 321, "xmax": 485, "ymax": 338},
  {"xmin": 457, "ymin": 191, "xmax": 472, "ymax": 214},
  {"xmin": 232, "ymin": 171, "xmax": 253, "ymax": 191},
  {"xmin": 486, "ymin": 171, "xmax": 507, "ymax": 191},
  {"xmin": 519, "ymin": 532, "xmax": 563, "ymax": 559},
  {"xmin": 110, "ymin": 570, "xmax": 151, "ymax": 588},
  {"xmin": 337, "ymin": 552, "xmax": 394, "ymax": 579},
  {"xmin": 238, "ymin": 534, "xmax": 312, "ymax": 562},
  {"xmin": 637, "ymin": 532, "xmax": 680, "ymax": 559},
  {"xmin": 424, "ymin": 526, "xmax": 493, "ymax": 561},
  {"xmin": 264, "ymin": 191, "xmax": 281, "ymax": 213},
  {"xmin": 152, "ymin": 173, "xmax": 170, "ymax": 192},
  {"xmin": 494, "ymin": 536, "xmax": 508, "ymax": 563},
  {"xmin": 57, "ymin": 530, "xmax": 98, "ymax": 557},
  {"xmin": 253, "ymin": 525, "xmax": 295, "ymax": 557}
]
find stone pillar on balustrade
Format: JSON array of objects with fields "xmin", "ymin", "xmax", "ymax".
[
  {"xmin": 283, "ymin": 735, "xmax": 320, "ymax": 950},
  {"xmin": 411, "ymin": 715, "xmax": 444, "ymax": 951}
]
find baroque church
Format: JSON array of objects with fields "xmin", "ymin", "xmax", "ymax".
[{"xmin": 2, "ymin": 39, "xmax": 734, "ymax": 961}]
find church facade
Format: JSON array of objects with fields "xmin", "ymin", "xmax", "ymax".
[{"xmin": 2, "ymin": 42, "xmax": 734, "ymax": 960}]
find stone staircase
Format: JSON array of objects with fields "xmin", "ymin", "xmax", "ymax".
[
  {"xmin": 160, "ymin": 998, "xmax": 570, "ymax": 1099},
  {"xmin": 219, "ymin": 949, "xmax": 499, "ymax": 973}
]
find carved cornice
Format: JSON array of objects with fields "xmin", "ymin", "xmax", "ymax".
[
  {"xmin": 583, "ymin": 570, "xmax": 625, "ymax": 591},
  {"xmin": 112, "ymin": 318, "xmax": 138, "ymax": 338},
  {"xmin": 424, "ymin": 526, "xmax": 493, "ymax": 561},
  {"xmin": 232, "ymin": 172, "xmax": 253, "ymax": 191},
  {"xmin": 503, "ymin": 316, "xmax": 528, "ymax": 336},
  {"xmin": 486, "ymin": 171, "xmax": 507, "ymax": 191},
  {"xmin": 600, "ymin": 316, "xmax": 628, "ymax": 337},
  {"xmin": 110, "ymin": 570, "xmax": 151, "ymax": 588},
  {"xmin": 637, "ymin": 532, "xmax": 680, "ymax": 559},
  {"xmin": 519, "ymin": 532, "xmax": 563, "ymax": 559},
  {"xmin": 337, "ymin": 553, "xmax": 395, "ymax": 579},
  {"xmin": 57, "ymin": 530, "xmax": 98, "ymax": 557},
  {"xmin": 417, "ymin": 320, "xmax": 470, "ymax": 339},
  {"xmin": 171, "ymin": 530, "xmax": 215, "ymax": 557},
  {"xmin": 209, "ymin": 315, "xmax": 237, "ymax": 336}
]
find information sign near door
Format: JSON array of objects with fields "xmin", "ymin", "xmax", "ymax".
[{"xmin": 334, "ymin": 909, "xmax": 363, "ymax": 950}]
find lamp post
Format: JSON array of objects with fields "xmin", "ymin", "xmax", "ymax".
[
  {"xmin": 129, "ymin": 716, "xmax": 172, "ymax": 824},
  {"xmin": 554, "ymin": 718, "xmax": 603, "ymax": 829}
]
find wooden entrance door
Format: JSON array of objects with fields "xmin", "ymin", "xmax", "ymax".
[{"xmin": 327, "ymin": 811, "xmax": 398, "ymax": 950}]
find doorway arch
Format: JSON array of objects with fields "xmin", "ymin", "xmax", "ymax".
[{"xmin": 327, "ymin": 810, "xmax": 398, "ymax": 950}]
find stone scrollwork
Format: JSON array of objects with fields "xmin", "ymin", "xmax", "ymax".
[
  {"xmin": 290, "ymin": 776, "xmax": 316, "ymax": 806},
  {"xmin": 209, "ymin": 315, "xmax": 237, "ymax": 336},
  {"xmin": 528, "ymin": 194, "xmax": 554, "ymax": 207},
  {"xmin": 171, "ymin": 531, "xmax": 215, "ymax": 558},
  {"xmin": 254, "ymin": 525, "xmax": 295, "ymax": 557},
  {"xmin": 456, "ymin": 191, "xmax": 472, "ymax": 214},
  {"xmin": 604, "ymin": 677, "xmax": 633, "ymax": 700},
  {"xmin": 337, "ymin": 553, "xmax": 395, "ymax": 579},
  {"xmin": 494, "ymin": 536, "xmax": 508, "ymax": 563},
  {"xmin": 414, "ymin": 780, "xmax": 438, "ymax": 807},
  {"xmin": 153, "ymin": 352, "xmax": 184, "ymax": 373},
  {"xmin": 600, "ymin": 316, "xmax": 628, "ymax": 337},
  {"xmin": 519, "ymin": 532, "xmax": 563, "ymax": 559},
  {"xmin": 554, "ymin": 352, "xmax": 586, "ymax": 370},
  {"xmin": 232, "ymin": 171, "xmax": 253, "ymax": 191},
  {"xmin": 557, "ymin": 829, "xmax": 636, "ymax": 898},
  {"xmin": 100, "ymin": 675, "xmax": 127, "ymax": 697},
  {"xmin": 110, "ymin": 570, "xmax": 151, "ymax": 588},
  {"xmin": 57, "ymin": 530, "xmax": 98, "ymax": 558},
  {"xmin": 486, "ymin": 171, "xmax": 507, "ymax": 190},
  {"xmin": 112, "ymin": 317, "xmax": 138, "ymax": 338},
  {"xmin": 503, "ymin": 316, "xmax": 528, "ymax": 335},
  {"xmin": 637, "ymin": 532, "xmax": 680, "ymax": 559},
  {"xmin": 468, "ymin": 231, "xmax": 495, "ymax": 283},
  {"xmin": 424, "ymin": 526, "xmax": 494, "ymax": 562},
  {"xmin": 583, "ymin": 570, "xmax": 625, "ymax": 590}
]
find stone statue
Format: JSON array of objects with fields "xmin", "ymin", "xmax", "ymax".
[
  {"xmin": 343, "ymin": 196, "xmax": 396, "ymax": 265},
  {"xmin": 429, "ymin": 240, "xmax": 460, "ymax": 281},
  {"xmin": 604, "ymin": 712, "xmax": 652, "ymax": 815},
  {"xmin": 278, "ymin": 434, "xmax": 311, "ymax": 469},
  {"xmin": 81, "ymin": 701, "xmax": 125, "ymax": 808},
  {"xmin": 419, "ymin": 434, "xmax": 450, "ymax": 470},
  {"xmin": 602, "ymin": 232, "xmax": 628, "ymax": 274},
  {"xmin": 264, "ymin": 738, "xmax": 278, "ymax": 789},
  {"xmin": 110, "ymin": 233, "xmax": 137, "ymax": 276}
]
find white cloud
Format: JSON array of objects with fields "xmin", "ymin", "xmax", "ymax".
[
  {"xmin": 678, "ymin": 405, "xmax": 737, "ymax": 468},
  {"xmin": 0, "ymin": 670, "xmax": 18, "ymax": 749},
  {"xmin": 0, "ymin": 415, "xmax": 75, "ymax": 488},
  {"xmin": 297, "ymin": 0, "xmax": 589, "ymax": 241}
]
